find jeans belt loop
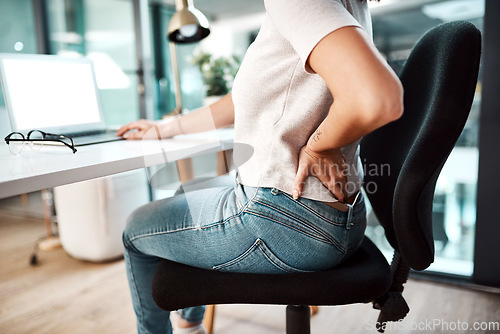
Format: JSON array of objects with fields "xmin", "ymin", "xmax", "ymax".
[
  {"xmin": 345, "ymin": 191, "xmax": 361, "ymax": 230},
  {"xmin": 346, "ymin": 204, "xmax": 353, "ymax": 230}
]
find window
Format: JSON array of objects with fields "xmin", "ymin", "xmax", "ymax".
[
  {"xmin": 0, "ymin": 0, "xmax": 37, "ymax": 136},
  {"xmin": 150, "ymin": 4, "xmax": 204, "ymax": 119},
  {"xmin": 45, "ymin": 0, "xmax": 138, "ymax": 127},
  {"xmin": 364, "ymin": 0, "xmax": 484, "ymax": 277}
]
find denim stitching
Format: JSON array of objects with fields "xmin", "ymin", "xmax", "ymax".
[
  {"xmin": 124, "ymin": 251, "xmax": 146, "ymax": 330},
  {"xmin": 280, "ymin": 191, "xmax": 366, "ymax": 227},
  {"xmin": 212, "ymin": 239, "xmax": 260, "ymax": 270},
  {"xmin": 242, "ymin": 186, "xmax": 261, "ymax": 210},
  {"xmin": 245, "ymin": 208, "xmax": 331, "ymax": 244},
  {"xmin": 235, "ymin": 197, "xmax": 243, "ymax": 210},
  {"xmin": 128, "ymin": 207, "xmax": 241, "ymax": 243},
  {"xmin": 123, "ymin": 232, "xmax": 140, "ymax": 252},
  {"xmin": 127, "ymin": 187, "xmax": 260, "ymax": 242},
  {"xmin": 200, "ymin": 211, "xmax": 243, "ymax": 230},
  {"xmin": 128, "ymin": 226, "xmax": 200, "ymax": 243},
  {"xmin": 200, "ymin": 187, "xmax": 260, "ymax": 230},
  {"xmin": 279, "ymin": 191, "xmax": 347, "ymax": 226},
  {"xmin": 201, "ymin": 188, "xmax": 259, "ymax": 230},
  {"xmin": 253, "ymin": 197, "xmax": 340, "ymax": 238},
  {"xmin": 127, "ymin": 210, "xmax": 245, "ymax": 244},
  {"xmin": 257, "ymin": 247, "xmax": 294, "ymax": 273},
  {"xmin": 244, "ymin": 208, "xmax": 346, "ymax": 253},
  {"xmin": 212, "ymin": 238, "xmax": 312, "ymax": 273},
  {"xmin": 252, "ymin": 198, "xmax": 338, "ymax": 245},
  {"xmin": 257, "ymin": 239, "xmax": 313, "ymax": 273}
]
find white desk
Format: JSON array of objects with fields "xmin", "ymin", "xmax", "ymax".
[{"xmin": 0, "ymin": 129, "xmax": 234, "ymax": 199}]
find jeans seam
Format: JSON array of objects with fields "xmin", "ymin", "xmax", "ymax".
[
  {"xmin": 257, "ymin": 239, "xmax": 313, "ymax": 273},
  {"xmin": 245, "ymin": 208, "xmax": 329, "ymax": 244},
  {"xmin": 198, "ymin": 186, "xmax": 260, "ymax": 231},
  {"xmin": 244, "ymin": 208, "xmax": 346, "ymax": 253},
  {"xmin": 212, "ymin": 238, "xmax": 313, "ymax": 273},
  {"xmin": 242, "ymin": 186, "xmax": 260, "ymax": 210},
  {"xmin": 195, "ymin": 187, "xmax": 260, "ymax": 231},
  {"xmin": 127, "ymin": 226, "xmax": 200, "ymax": 244},
  {"xmin": 124, "ymin": 251, "xmax": 146, "ymax": 330},
  {"xmin": 281, "ymin": 191, "xmax": 366, "ymax": 227},
  {"xmin": 200, "ymin": 209, "xmax": 244, "ymax": 230},
  {"xmin": 258, "ymin": 242, "xmax": 294, "ymax": 273},
  {"xmin": 212, "ymin": 238, "xmax": 260, "ymax": 270},
  {"xmin": 236, "ymin": 197, "xmax": 243, "ymax": 210},
  {"xmin": 279, "ymin": 191, "xmax": 348, "ymax": 226},
  {"xmin": 123, "ymin": 233, "xmax": 141, "ymax": 253},
  {"xmin": 252, "ymin": 198, "xmax": 337, "ymax": 244}
]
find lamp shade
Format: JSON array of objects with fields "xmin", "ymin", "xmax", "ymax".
[{"xmin": 168, "ymin": 0, "xmax": 210, "ymax": 43}]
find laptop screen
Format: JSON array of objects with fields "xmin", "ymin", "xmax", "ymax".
[{"xmin": 0, "ymin": 54, "xmax": 104, "ymax": 133}]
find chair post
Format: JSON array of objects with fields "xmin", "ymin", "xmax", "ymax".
[
  {"xmin": 372, "ymin": 251, "xmax": 410, "ymax": 332},
  {"xmin": 286, "ymin": 305, "xmax": 311, "ymax": 334}
]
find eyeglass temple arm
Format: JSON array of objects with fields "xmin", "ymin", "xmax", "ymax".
[
  {"xmin": 43, "ymin": 133, "xmax": 77, "ymax": 154},
  {"xmin": 58, "ymin": 140, "xmax": 77, "ymax": 153}
]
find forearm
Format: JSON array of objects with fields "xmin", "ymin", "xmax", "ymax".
[
  {"xmin": 307, "ymin": 104, "xmax": 371, "ymax": 152},
  {"xmin": 307, "ymin": 93, "xmax": 403, "ymax": 153},
  {"xmin": 159, "ymin": 93, "xmax": 235, "ymax": 137}
]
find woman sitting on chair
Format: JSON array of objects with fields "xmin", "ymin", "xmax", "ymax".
[{"xmin": 117, "ymin": 0, "xmax": 403, "ymax": 333}]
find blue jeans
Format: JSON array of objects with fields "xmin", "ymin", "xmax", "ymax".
[{"xmin": 123, "ymin": 178, "xmax": 366, "ymax": 334}]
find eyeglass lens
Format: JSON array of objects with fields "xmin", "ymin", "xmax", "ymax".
[
  {"xmin": 8, "ymin": 133, "xmax": 25, "ymax": 155},
  {"xmin": 28, "ymin": 130, "xmax": 44, "ymax": 151}
]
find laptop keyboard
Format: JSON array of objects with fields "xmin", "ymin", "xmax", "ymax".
[
  {"xmin": 61, "ymin": 129, "xmax": 122, "ymax": 146},
  {"xmin": 64, "ymin": 129, "xmax": 115, "ymax": 138}
]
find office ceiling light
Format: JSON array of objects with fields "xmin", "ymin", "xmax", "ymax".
[{"xmin": 168, "ymin": 0, "xmax": 210, "ymax": 43}]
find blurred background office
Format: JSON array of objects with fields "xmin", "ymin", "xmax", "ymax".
[{"xmin": 0, "ymin": 0, "xmax": 492, "ymax": 284}]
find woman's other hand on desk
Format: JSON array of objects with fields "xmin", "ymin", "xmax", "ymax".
[
  {"xmin": 117, "ymin": 94, "xmax": 236, "ymax": 140},
  {"xmin": 117, "ymin": 119, "xmax": 164, "ymax": 140}
]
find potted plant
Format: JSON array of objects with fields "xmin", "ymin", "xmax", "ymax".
[{"xmin": 191, "ymin": 50, "xmax": 241, "ymax": 103}]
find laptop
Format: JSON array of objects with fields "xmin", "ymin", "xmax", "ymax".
[{"xmin": 0, "ymin": 53, "xmax": 124, "ymax": 146}]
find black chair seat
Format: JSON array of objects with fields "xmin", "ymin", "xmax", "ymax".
[{"xmin": 152, "ymin": 237, "xmax": 392, "ymax": 311}]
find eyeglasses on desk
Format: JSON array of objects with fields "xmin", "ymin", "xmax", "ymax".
[{"xmin": 4, "ymin": 130, "xmax": 77, "ymax": 155}]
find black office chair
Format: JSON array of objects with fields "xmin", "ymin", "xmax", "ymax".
[{"xmin": 151, "ymin": 21, "xmax": 481, "ymax": 333}]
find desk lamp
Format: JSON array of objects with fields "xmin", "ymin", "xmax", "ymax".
[{"xmin": 167, "ymin": 0, "xmax": 210, "ymax": 115}]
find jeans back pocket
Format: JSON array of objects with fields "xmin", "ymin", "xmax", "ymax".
[{"xmin": 211, "ymin": 238, "xmax": 312, "ymax": 274}]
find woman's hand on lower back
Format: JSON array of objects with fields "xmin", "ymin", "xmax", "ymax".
[{"xmin": 292, "ymin": 145, "xmax": 348, "ymax": 202}]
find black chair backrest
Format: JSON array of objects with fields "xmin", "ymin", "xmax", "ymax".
[{"xmin": 360, "ymin": 21, "xmax": 481, "ymax": 270}]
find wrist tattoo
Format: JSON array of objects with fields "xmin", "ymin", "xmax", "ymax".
[{"xmin": 312, "ymin": 129, "xmax": 322, "ymax": 142}]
